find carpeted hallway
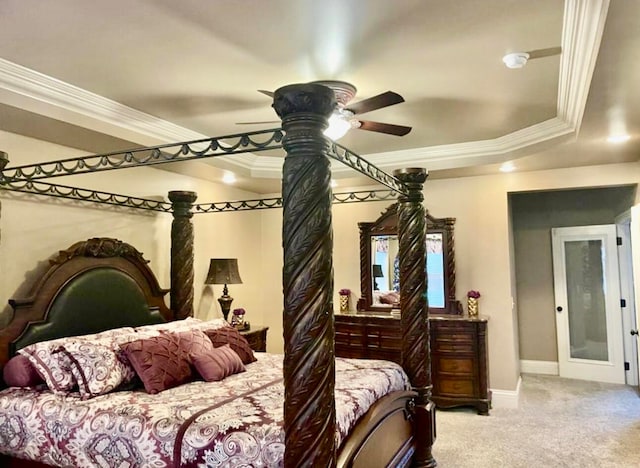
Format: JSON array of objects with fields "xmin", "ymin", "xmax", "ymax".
[{"xmin": 432, "ymin": 374, "xmax": 640, "ymax": 467}]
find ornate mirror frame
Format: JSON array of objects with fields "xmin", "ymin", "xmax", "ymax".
[{"xmin": 357, "ymin": 203, "xmax": 461, "ymax": 315}]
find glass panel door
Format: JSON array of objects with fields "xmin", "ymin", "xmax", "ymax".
[{"xmin": 552, "ymin": 225, "xmax": 625, "ymax": 384}]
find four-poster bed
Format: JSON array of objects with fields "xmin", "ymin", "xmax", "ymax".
[{"xmin": 0, "ymin": 83, "xmax": 436, "ymax": 467}]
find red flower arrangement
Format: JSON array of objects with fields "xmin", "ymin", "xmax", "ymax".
[
  {"xmin": 339, "ymin": 288, "xmax": 351, "ymax": 296},
  {"xmin": 467, "ymin": 290, "xmax": 481, "ymax": 299}
]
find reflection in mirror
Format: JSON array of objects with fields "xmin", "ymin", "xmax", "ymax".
[
  {"xmin": 370, "ymin": 233, "xmax": 446, "ymax": 308},
  {"xmin": 357, "ymin": 203, "xmax": 460, "ymax": 314}
]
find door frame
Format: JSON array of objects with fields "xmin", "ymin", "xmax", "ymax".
[
  {"xmin": 551, "ymin": 224, "xmax": 626, "ymax": 384},
  {"xmin": 615, "ymin": 211, "xmax": 639, "ymax": 386}
]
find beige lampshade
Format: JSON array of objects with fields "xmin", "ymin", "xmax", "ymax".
[{"xmin": 205, "ymin": 258, "xmax": 243, "ymax": 285}]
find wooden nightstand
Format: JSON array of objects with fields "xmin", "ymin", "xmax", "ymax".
[{"xmin": 240, "ymin": 326, "xmax": 269, "ymax": 352}]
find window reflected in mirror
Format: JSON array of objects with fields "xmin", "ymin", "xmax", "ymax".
[{"xmin": 370, "ymin": 233, "xmax": 446, "ymax": 308}]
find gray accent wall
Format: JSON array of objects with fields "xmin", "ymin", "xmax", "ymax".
[{"xmin": 510, "ymin": 186, "xmax": 636, "ymax": 362}]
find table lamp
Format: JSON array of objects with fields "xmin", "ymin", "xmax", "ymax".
[
  {"xmin": 373, "ymin": 264, "xmax": 384, "ymax": 291},
  {"xmin": 205, "ymin": 258, "xmax": 243, "ymax": 321}
]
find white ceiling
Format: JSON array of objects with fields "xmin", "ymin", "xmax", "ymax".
[{"xmin": 0, "ymin": 0, "xmax": 638, "ymax": 193}]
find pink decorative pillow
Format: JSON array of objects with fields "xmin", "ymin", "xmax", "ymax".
[
  {"xmin": 3, "ymin": 355, "xmax": 45, "ymax": 387},
  {"xmin": 191, "ymin": 344, "xmax": 245, "ymax": 382},
  {"xmin": 120, "ymin": 334, "xmax": 192, "ymax": 394},
  {"xmin": 169, "ymin": 329, "xmax": 216, "ymax": 358},
  {"xmin": 380, "ymin": 292, "xmax": 400, "ymax": 305},
  {"xmin": 60, "ymin": 341, "xmax": 137, "ymax": 400},
  {"xmin": 205, "ymin": 327, "xmax": 257, "ymax": 365}
]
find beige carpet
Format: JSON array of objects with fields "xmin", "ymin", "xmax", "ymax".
[{"xmin": 432, "ymin": 374, "xmax": 640, "ymax": 467}]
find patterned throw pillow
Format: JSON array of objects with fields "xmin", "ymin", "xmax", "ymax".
[
  {"xmin": 204, "ymin": 327, "xmax": 257, "ymax": 364},
  {"xmin": 134, "ymin": 317, "xmax": 229, "ymax": 335},
  {"xmin": 16, "ymin": 326, "xmax": 137, "ymax": 394},
  {"xmin": 59, "ymin": 341, "xmax": 138, "ymax": 400},
  {"xmin": 18, "ymin": 339, "xmax": 78, "ymax": 394},
  {"xmin": 2, "ymin": 354, "xmax": 45, "ymax": 387},
  {"xmin": 191, "ymin": 344, "xmax": 245, "ymax": 382},
  {"xmin": 120, "ymin": 334, "xmax": 192, "ymax": 394}
]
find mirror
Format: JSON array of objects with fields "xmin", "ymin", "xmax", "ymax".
[{"xmin": 357, "ymin": 203, "xmax": 461, "ymax": 314}]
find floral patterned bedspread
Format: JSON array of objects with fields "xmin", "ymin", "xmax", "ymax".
[{"xmin": 0, "ymin": 354, "xmax": 410, "ymax": 467}]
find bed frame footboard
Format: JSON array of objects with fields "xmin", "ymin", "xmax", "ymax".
[{"xmin": 337, "ymin": 390, "xmax": 417, "ymax": 468}]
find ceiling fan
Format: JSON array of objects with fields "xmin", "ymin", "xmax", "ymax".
[{"xmin": 239, "ymin": 80, "xmax": 412, "ymax": 140}]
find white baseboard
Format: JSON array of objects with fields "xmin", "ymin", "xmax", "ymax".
[
  {"xmin": 490, "ymin": 376, "xmax": 521, "ymax": 409},
  {"xmin": 520, "ymin": 360, "xmax": 559, "ymax": 375}
]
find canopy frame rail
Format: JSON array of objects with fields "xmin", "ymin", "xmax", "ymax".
[
  {"xmin": 193, "ymin": 189, "xmax": 400, "ymax": 213},
  {"xmin": 0, "ymin": 128, "xmax": 284, "ymax": 181},
  {"xmin": 1, "ymin": 131, "xmax": 408, "ymax": 195},
  {"xmin": 328, "ymin": 142, "xmax": 409, "ymax": 195},
  {"xmin": 0, "ymin": 176, "xmax": 399, "ymax": 214},
  {"xmin": 0, "ymin": 179, "xmax": 172, "ymax": 212}
]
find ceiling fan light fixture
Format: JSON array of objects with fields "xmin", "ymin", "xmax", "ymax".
[
  {"xmin": 324, "ymin": 112, "xmax": 352, "ymax": 140},
  {"xmin": 502, "ymin": 52, "xmax": 530, "ymax": 69}
]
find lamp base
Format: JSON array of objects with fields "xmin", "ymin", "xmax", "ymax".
[{"xmin": 218, "ymin": 294, "xmax": 234, "ymax": 322}]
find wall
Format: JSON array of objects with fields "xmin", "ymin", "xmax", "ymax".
[
  {"xmin": 259, "ymin": 162, "xmax": 640, "ymax": 394},
  {"xmin": 4, "ymin": 128, "xmax": 640, "ymax": 395},
  {"xmin": 511, "ymin": 186, "xmax": 636, "ymax": 362},
  {"xmin": 0, "ymin": 130, "xmax": 263, "ymax": 327}
]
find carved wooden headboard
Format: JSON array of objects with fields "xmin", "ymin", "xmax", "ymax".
[{"xmin": 0, "ymin": 237, "xmax": 172, "ymax": 376}]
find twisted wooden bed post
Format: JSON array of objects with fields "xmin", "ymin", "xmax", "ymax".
[
  {"xmin": 395, "ymin": 168, "xmax": 437, "ymax": 468},
  {"xmin": 273, "ymin": 83, "xmax": 337, "ymax": 467},
  {"xmin": 169, "ymin": 190, "xmax": 197, "ymax": 320}
]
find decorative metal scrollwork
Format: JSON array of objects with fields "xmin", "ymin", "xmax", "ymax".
[
  {"xmin": 194, "ymin": 197, "xmax": 283, "ymax": 213},
  {"xmin": 328, "ymin": 142, "xmax": 409, "ymax": 195},
  {"xmin": 1, "ymin": 129, "xmax": 283, "ymax": 181},
  {"xmin": 0, "ymin": 179, "xmax": 171, "ymax": 212},
  {"xmin": 192, "ymin": 190, "xmax": 400, "ymax": 214}
]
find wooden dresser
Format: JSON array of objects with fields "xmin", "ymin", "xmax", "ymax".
[
  {"xmin": 240, "ymin": 326, "xmax": 269, "ymax": 352},
  {"xmin": 335, "ymin": 312, "xmax": 491, "ymax": 415}
]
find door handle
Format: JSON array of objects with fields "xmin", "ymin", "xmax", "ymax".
[
  {"xmin": 631, "ymin": 329, "xmax": 639, "ymax": 336},
  {"xmin": 556, "ymin": 306, "xmax": 563, "ymax": 313}
]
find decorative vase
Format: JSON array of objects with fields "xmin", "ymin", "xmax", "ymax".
[
  {"xmin": 339, "ymin": 294, "xmax": 350, "ymax": 312},
  {"xmin": 467, "ymin": 297, "xmax": 479, "ymax": 317}
]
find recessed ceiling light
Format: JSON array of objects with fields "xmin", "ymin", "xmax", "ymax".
[
  {"xmin": 222, "ymin": 172, "xmax": 236, "ymax": 184},
  {"xmin": 502, "ymin": 52, "xmax": 529, "ymax": 69},
  {"xmin": 500, "ymin": 161, "xmax": 516, "ymax": 173},
  {"xmin": 607, "ymin": 134, "xmax": 630, "ymax": 144}
]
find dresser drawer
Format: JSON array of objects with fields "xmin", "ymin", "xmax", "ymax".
[
  {"xmin": 437, "ymin": 378, "xmax": 476, "ymax": 397},
  {"xmin": 431, "ymin": 323, "xmax": 476, "ymax": 354},
  {"xmin": 431, "ymin": 338, "xmax": 475, "ymax": 354},
  {"xmin": 437, "ymin": 357, "xmax": 474, "ymax": 374}
]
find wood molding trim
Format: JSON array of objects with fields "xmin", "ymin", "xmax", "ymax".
[{"xmin": 0, "ymin": 1, "xmax": 609, "ymax": 177}]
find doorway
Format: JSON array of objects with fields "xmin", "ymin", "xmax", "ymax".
[
  {"xmin": 551, "ymin": 225, "xmax": 625, "ymax": 384},
  {"xmin": 510, "ymin": 185, "xmax": 637, "ymax": 384}
]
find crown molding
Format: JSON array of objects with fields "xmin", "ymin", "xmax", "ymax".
[
  {"xmin": 0, "ymin": 58, "xmax": 208, "ymax": 145},
  {"xmin": 557, "ymin": 0, "xmax": 610, "ymax": 133},
  {"xmin": 0, "ymin": 0, "xmax": 609, "ymax": 179}
]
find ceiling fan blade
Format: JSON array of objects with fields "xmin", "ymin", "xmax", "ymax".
[
  {"xmin": 236, "ymin": 120, "xmax": 280, "ymax": 125},
  {"xmin": 258, "ymin": 89, "xmax": 275, "ymax": 98},
  {"xmin": 527, "ymin": 46, "xmax": 562, "ymax": 60},
  {"xmin": 346, "ymin": 91, "xmax": 405, "ymax": 115},
  {"xmin": 357, "ymin": 120, "xmax": 412, "ymax": 136}
]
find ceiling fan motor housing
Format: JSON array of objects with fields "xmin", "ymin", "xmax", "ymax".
[{"xmin": 310, "ymin": 80, "xmax": 357, "ymax": 107}]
